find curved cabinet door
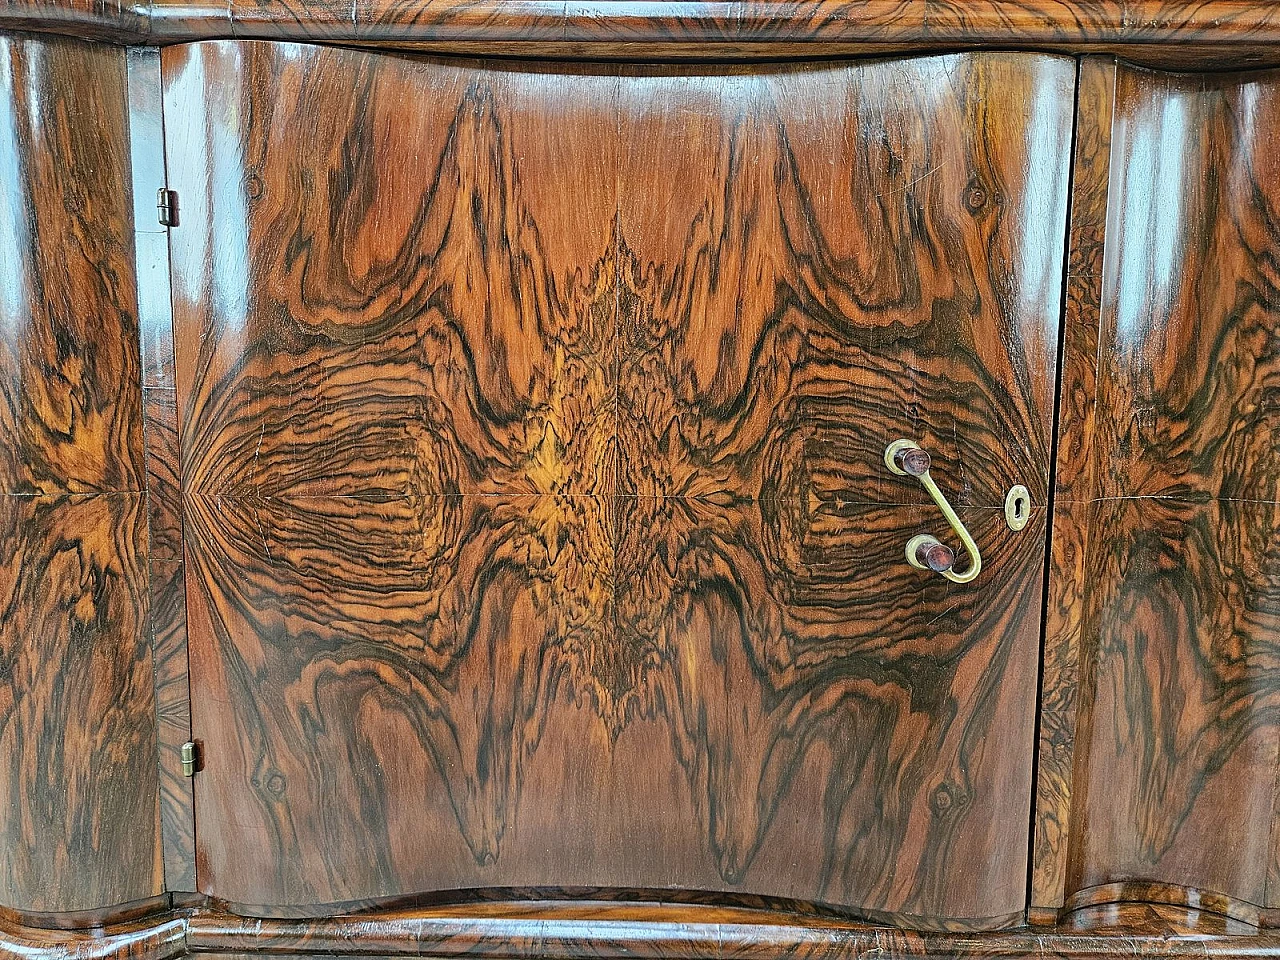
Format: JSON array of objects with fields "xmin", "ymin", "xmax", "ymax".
[
  {"xmin": 164, "ymin": 42, "xmax": 1073, "ymax": 926},
  {"xmin": 1034, "ymin": 59, "xmax": 1280, "ymax": 925},
  {"xmin": 0, "ymin": 33, "xmax": 161, "ymax": 916}
]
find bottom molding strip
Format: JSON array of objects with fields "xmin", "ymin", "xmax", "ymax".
[{"xmin": 6, "ymin": 900, "xmax": 1280, "ymax": 960}]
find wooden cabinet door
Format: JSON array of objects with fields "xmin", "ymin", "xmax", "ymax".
[
  {"xmin": 0, "ymin": 33, "xmax": 162, "ymax": 916},
  {"xmin": 164, "ymin": 41, "xmax": 1073, "ymax": 926}
]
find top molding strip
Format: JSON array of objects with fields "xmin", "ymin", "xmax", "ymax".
[{"xmin": 3, "ymin": 2, "xmax": 1280, "ymax": 68}]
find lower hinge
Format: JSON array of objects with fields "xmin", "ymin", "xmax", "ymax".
[{"xmin": 181, "ymin": 740, "xmax": 198, "ymax": 777}]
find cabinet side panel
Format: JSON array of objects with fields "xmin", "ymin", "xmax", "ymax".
[
  {"xmin": 128, "ymin": 43, "xmax": 197, "ymax": 895},
  {"xmin": 1064, "ymin": 63, "xmax": 1280, "ymax": 915},
  {"xmin": 0, "ymin": 33, "xmax": 162, "ymax": 913},
  {"xmin": 1031, "ymin": 56, "xmax": 1116, "ymax": 920}
]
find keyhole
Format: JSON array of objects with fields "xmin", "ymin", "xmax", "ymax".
[{"xmin": 1005, "ymin": 485, "xmax": 1031, "ymax": 531}]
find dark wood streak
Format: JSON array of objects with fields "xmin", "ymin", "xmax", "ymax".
[
  {"xmin": 164, "ymin": 42, "xmax": 1069, "ymax": 924},
  {"xmin": 1033, "ymin": 62, "xmax": 1280, "ymax": 923},
  {"xmin": 0, "ymin": 33, "xmax": 162, "ymax": 915},
  {"xmin": 5, "ymin": 1, "xmax": 1280, "ymax": 67}
]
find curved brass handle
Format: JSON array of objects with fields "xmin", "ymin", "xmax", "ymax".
[{"xmin": 884, "ymin": 439, "xmax": 982, "ymax": 584}]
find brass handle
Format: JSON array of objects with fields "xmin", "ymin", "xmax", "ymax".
[{"xmin": 884, "ymin": 439, "xmax": 982, "ymax": 584}]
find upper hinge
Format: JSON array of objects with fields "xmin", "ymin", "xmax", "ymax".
[
  {"xmin": 157, "ymin": 188, "xmax": 178, "ymax": 227},
  {"xmin": 181, "ymin": 740, "xmax": 198, "ymax": 777}
]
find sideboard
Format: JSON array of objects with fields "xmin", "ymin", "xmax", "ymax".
[{"xmin": 1, "ymin": 3, "xmax": 1279, "ymax": 958}]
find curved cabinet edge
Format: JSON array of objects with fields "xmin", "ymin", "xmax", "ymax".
[
  {"xmin": 0, "ymin": 1, "xmax": 1280, "ymax": 66},
  {"xmin": 0, "ymin": 912, "xmax": 186, "ymax": 960},
  {"xmin": 8, "ymin": 901, "xmax": 1280, "ymax": 960},
  {"xmin": 0, "ymin": 28, "xmax": 163, "ymax": 916},
  {"xmin": 1065, "ymin": 882, "xmax": 1280, "ymax": 930}
]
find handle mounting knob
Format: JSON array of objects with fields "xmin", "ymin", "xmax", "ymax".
[{"xmin": 907, "ymin": 534, "xmax": 956, "ymax": 573}]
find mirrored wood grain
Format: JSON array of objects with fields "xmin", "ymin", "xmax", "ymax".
[
  {"xmin": 616, "ymin": 57, "xmax": 1069, "ymax": 509},
  {"xmin": 164, "ymin": 42, "xmax": 1070, "ymax": 923}
]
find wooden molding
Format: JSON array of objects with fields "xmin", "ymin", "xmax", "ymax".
[
  {"xmin": 2, "ymin": 1, "xmax": 1280, "ymax": 65},
  {"xmin": 5, "ymin": 899, "xmax": 1280, "ymax": 960}
]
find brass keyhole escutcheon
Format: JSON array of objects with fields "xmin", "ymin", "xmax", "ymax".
[
  {"xmin": 1004, "ymin": 485, "xmax": 1031, "ymax": 531},
  {"xmin": 885, "ymin": 439, "xmax": 982, "ymax": 584}
]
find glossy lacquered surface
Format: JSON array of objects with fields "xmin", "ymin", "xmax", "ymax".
[
  {"xmin": 163, "ymin": 42, "xmax": 1070, "ymax": 922},
  {"xmin": 1034, "ymin": 60, "xmax": 1280, "ymax": 921},
  {"xmin": 4, "ymin": 897, "xmax": 1280, "ymax": 960},
  {"xmin": 128, "ymin": 44, "xmax": 197, "ymax": 894},
  {"xmin": 1031, "ymin": 55, "xmax": 1117, "ymax": 921},
  {"xmin": 181, "ymin": 899, "xmax": 1280, "ymax": 958},
  {"xmin": 6, "ymin": 1, "xmax": 1280, "ymax": 68},
  {"xmin": 0, "ymin": 33, "xmax": 162, "ymax": 914}
]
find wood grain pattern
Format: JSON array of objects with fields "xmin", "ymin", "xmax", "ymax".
[
  {"xmin": 7, "ymin": 898, "xmax": 1280, "ymax": 960},
  {"xmin": 1091, "ymin": 70, "xmax": 1280, "ymax": 507},
  {"xmin": 1038, "ymin": 63, "xmax": 1280, "ymax": 921},
  {"xmin": 6, "ymin": 0, "xmax": 1280, "ymax": 67},
  {"xmin": 0, "ymin": 494, "xmax": 159, "ymax": 913},
  {"xmin": 0, "ymin": 908, "xmax": 186, "ymax": 960},
  {"xmin": 164, "ymin": 41, "xmax": 1070, "ymax": 923},
  {"xmin": 180, "ymin": 899, "xmax": 1280, "ymax": 958},
  {"xmin": 1030, "ymin": 56, "xmax": 1116, "ymax": 922},
  {"xmin": 1069, "ymin": 497, "xmax": 1280, "ymax": 909},
  {"xmin": 0, "ymin": 32, "xmax": 162, "ymax": 915},
  {"xmin": 144, "ymin": 387, "xmax": 184, "ymax": 562},
  {"xmin": 150, "ymin": 560, "xmax": 196, "ymax": 893},
  {"xmin": 615, "ymin": 59, "xmax": 1065, "ymax": 510},
  {"xmin": 128, "ymin": 44, "xmax": 197, "ymax": 894},
  {"xmin": 0, "ymin": 36, "xmax": 144, "ymax": 498},
  {"xmin": 0, "ymin": 0, "xmax": 146, "ymax": 41},
  {"xmin": 1066, "ymin": 879, "xmax": 1269, "ymax": 928}
]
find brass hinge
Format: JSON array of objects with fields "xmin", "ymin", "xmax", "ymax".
[
  {"xmin": 157, "ymin": 188, "xmax": 178, "ymax": 227},
  {"xmin": 181, "ymin": 741, "xmax": 198, "ymax": 777}
]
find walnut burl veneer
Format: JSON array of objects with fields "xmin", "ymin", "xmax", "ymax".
[
  {"xmin": 1034, "ymin": 59, "xmax": 1280, "ymax": 925},
  {"xmin": 0, "ymin": 32, "xmax": 163, "ymax": 916},
  {"xmin": 163, "ymin": 42, "xmax": 1068, "ymax": 923},
  {"xmin": 6, "ymin": 1, "xmax": 1280, "ymax": 68},
  {"xmin": 5, "ymin": 1, "xmax": 1280, "ymax": 955}
]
